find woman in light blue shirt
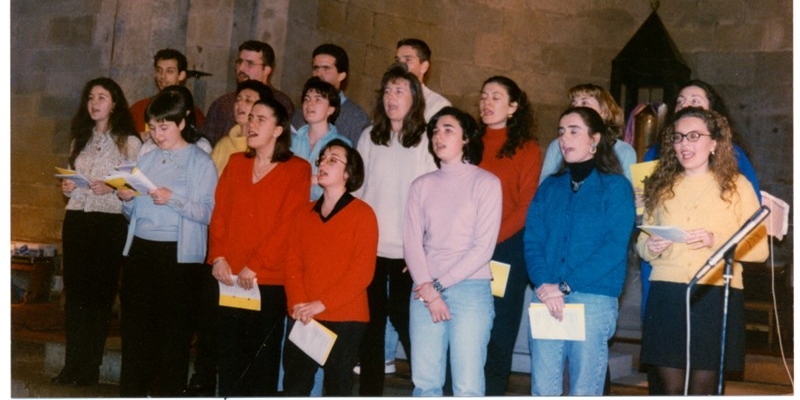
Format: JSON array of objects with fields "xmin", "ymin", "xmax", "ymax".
[{"xmin": 117, "ymin": 89, "xmax": 217, "ymax": 397}]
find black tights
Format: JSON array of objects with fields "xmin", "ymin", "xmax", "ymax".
[{"xmin": 649, "ymin": 366, "xmax": 718, "ymax": 395}]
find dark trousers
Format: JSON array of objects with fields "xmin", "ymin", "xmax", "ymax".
[
  {"xmin": 358, "ymin": 257, "xmax": 412, "ymax": 396},
  {"xmin": 187, "ymin": 263, "xmax": 219, "ymax": 388},
  {"xmin": 119, "ymin": 238, "xmax": 196, "ymax": 397},
  {"xmin": 484, "ymin": 230, "xmax": 529, "ymax": 395},
  {"xmin": 283, "ymin": 319, "xmax": 366, "ymax": 396},
  {"xmin": 216, "ymin": 285, "xmax": 286, "ymax": 397},
  {"xmin": 61, "ymin": 211, "xmax": 127, "ymax": 381}
]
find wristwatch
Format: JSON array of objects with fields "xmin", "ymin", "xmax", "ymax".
[
  {"xmin": 558, "ymin": 281, "xmax": 572, "ymax": 295},
  {"xmin": 433, "ymin": 279, "xmax": 446, "ymax": 293}
]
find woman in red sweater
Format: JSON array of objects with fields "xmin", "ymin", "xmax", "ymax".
[
  {"xmin": 283, "ymin": 139, "xmax": 379, "ymax": 396},
  {"xmin": 479, "ymin": 76, "xmax": 543, "ymax": 395},
  {"xmin": 207, "ymin": 98, "xmax": 311, "ymax": 396}
]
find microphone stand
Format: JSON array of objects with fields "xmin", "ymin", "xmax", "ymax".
[{"xmin": 716, "ymin": 246, "xmax": 736, "ymax": 395}]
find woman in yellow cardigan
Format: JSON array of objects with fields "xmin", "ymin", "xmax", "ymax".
[{"xmin": 637, "ymin": 107, "xmax": 768, "ymax": 395}]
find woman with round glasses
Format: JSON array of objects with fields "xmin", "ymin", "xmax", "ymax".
[
  {"xmin": 207, "ymin": 98, "xmax": 311, "ymax": 396},
  {"xmin": 636, "ymin": 107, "xmax": 768, "ymax": 395},
  {"xmin": 283, "ymin": 139, "xmax": 378, "ymax": 396}
]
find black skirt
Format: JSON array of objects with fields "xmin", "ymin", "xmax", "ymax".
[{"xmin": 640, "ymin": 281, "xmax": 745, "ymax": 371}]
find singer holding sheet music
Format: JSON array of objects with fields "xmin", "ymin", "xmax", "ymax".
[
  {"xmin": 55, "ymin": 77, "xmax": 141, "ymax": 387},
  {"xmin": 206, "ymin": 98, "xmax": 310, "ymax": 396},
  {"xmin": 117, "ymin": 89, "xmax": 217, "ymax": 397},
  {"xmin": 283, "ymin": 139, "xmax": 377, "ymax": 396},
  {"xmin": 636, "ymin": 107, "xmax": 768, "ymax": 395},
  {"xmin": 524, "ymin": 107, "xmax": 634, "ymax": 396}
]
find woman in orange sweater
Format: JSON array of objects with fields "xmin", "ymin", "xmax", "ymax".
[
  {"xmin": 207, "ymin": 98, "xmax": 311, "ymax": 396},
  {"xmin": 283, "ymin": 139, "xmax": 378, "ymax": 396},
  {"xmin": 478, "ymin": 76, "xmax": 543, "ymax": 395}
]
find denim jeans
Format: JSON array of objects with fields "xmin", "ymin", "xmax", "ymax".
[
  {"xmin": 410, "ymin": 279, "xmax": 494, "ymax": 396},
  {"xmin": 527, "ymin": 291, "xmax": 618, "ymax": 396}
]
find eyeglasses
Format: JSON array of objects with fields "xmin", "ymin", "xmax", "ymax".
[
  {"xmin": 235, "ymin": 59, "xmax": 265, "ymax": 68},
  {"xmin": 315, "ymin": 156, "xmax": 346, "ymax": 167},
  {"xmin": 671, "ymin": 132, "xmax": 710, "ymax": 144}
]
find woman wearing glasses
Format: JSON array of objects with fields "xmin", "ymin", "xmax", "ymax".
[
  {"xmin": 283, "ymin": 139, "xmax": 378, "ymax": 396},
  {"xmin": 207, "ymin": 98, "xmax": 311, "ymax": 396},
  {"xmin": 636, "ymin": 107, "xmax": 768, "ymax": 394}
]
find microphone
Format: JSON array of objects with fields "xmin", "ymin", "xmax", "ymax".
[{"xmin": 689, "ymin": 205, "xmax": 770, "ymax": 285}]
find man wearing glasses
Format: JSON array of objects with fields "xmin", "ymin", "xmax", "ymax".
[{"xmin": 203, "ymin": 40, "xmax": 295, "ymax": 146}]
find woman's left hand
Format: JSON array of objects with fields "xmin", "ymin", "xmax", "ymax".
[
  {"xmin": 148, "ymin": 187, "xmax": 173, "ymax": 205},
  {"xmin": 89, "ymin": 180, "xmax": 114, "ymax": 196},
  {"xmin": 685, "ymin": 228, "xmax": 714, "ymax": 250},
  {"xmin": 425, "ymin": 296, "xmax": 451, "ymax": 323},
  {"xmin": 293, "ymin": 301, "xmax": 326, "ymax": 324},
  {"xmin": 536, "ymin": 283, "xmax": 566, "ymax": 321}
]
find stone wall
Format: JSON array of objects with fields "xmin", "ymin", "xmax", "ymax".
[{"xmin": 11, "ymin": 0, "xmax": 793, "ymax": 267}]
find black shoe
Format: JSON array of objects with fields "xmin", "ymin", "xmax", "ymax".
[
  {"xmin": 71, "ymin": 374, "xmax": 99, "ymax": 387},
  {"xmin": 51, "ymin": 369, "xmax": 75, "ymax": 385}
]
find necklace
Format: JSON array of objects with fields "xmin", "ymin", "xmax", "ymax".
[
  {"xmin": 570, "ymin": 178, "xmax": 585, "ymax": 192},
  {"xmin": 252, "ymin": 161, "xmax": 276, "ymax": 181}
]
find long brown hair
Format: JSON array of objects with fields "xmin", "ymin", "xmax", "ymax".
[
  {"xmin": 68, "ymin": 77, "xmax": 139, "ymax": 168},
  {"xmin": 643, "ymin": 107, "xmax": 739, "ymax": 215},
  {"xmin": 478, "ymin": 76, "xmax": 538, "ymax": 159},
  {"xmin": 369, "ymin": 63, "xmax": 427, "ymax": 148}
]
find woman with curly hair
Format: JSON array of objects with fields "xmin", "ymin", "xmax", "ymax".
[
  {"xmin": 477, "ymin": 76, "xmax": 543, "ymax": 395},
  {"xmin": 637, "ymin": 107, "xmax": 768, "ymax": 395},
  {"xmin": 54, "ymin": 77, "xmax": 141, "ymax": 387}
]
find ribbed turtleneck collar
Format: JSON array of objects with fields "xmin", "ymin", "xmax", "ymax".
[
  {"xmin": 440, "ymin": 159, "xmax": 473, "ymax": 174},
  {"xmin": 567, "ymin": 158, "xmax": 596, "ymax": 183}
]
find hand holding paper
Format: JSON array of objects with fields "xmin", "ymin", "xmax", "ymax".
[{"xmin": 55, "ymin": 167, "xmax": 90, "ymax": 189}]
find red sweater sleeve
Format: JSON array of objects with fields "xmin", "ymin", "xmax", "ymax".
[
  {"xmin": 284, "ymin": 202, "xmax": 314, "ymax": 308},
  {"xmin": 206, "ymin": 155, "xmax": 236, "ymax": 265}
]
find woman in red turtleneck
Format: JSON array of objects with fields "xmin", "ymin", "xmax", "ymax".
[{"xmin": 478, "ymin": 76, "xmax": 543, "ymax": 395}]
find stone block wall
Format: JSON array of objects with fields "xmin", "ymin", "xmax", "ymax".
[{"xmin": 11, "ymin": 0, "xmax": 793, "ymax": 267}]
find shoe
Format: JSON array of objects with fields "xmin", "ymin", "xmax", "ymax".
[
  {"xmin": 51, "ymin": 369, "xmax": 75, "ymax": 385},
  {"xmin": 353, "ymin": 360, "xmax": 396, "ymax": 375},
  {"xmin": 385, "ymin": 359, "xmax": 396, "ymax": 374},
  {"xmin": 52, "ymin": 369, "xmax": 98, "ymax": 386}
]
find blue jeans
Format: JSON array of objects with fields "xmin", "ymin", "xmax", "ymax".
[
  {"xmin": 528, "ymin": 291, "xmax": 618, "ymax": 396},
  {"xmin": 410, "ymin": 279, "xmax": 494, "ymax": 396}
]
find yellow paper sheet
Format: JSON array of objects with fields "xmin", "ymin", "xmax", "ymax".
[
  {"xmin": 490, "ymin": 260, "xmax": 511, "ymax": 298},
  {"xmin": 630, "ymin": 160, "xmax": 659, "ymax": 215},
  {"xmin": 288, "ymin": 319, "xmax": 338, "ymax": 366},
  {"xmin": 529, "ymin": 303, "xmax": 585, "ymax": 341}
]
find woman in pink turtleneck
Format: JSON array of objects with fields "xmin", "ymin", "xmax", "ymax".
[
  {"xmin": 404, "ymin": 106, "xmax": 502, "ymax": 396},
  {"xmin": 478, "ymin": 76, "xmax": 543, "ymax": 395}
]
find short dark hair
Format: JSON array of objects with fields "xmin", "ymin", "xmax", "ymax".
[
  {"xmin": 319, "ymin": 138, "xmax": 364, "ymax": 192},
  {"xmin": 239, "ymin": 40, "xmax": 275, "ymax": 68},
  {"xmin": 312, "ymin": 43, "xmax": 349, "ymax": 74},
  {"xmin": 236, "ymin": 79, "xmax": 274, "ymax": 101},
  {"xmin": 153, "ymin": 48, "xmax": 188, "ymax": 72},
  {"xmin": 302, "ymin": 76, "xmax": 341, "ymax": 124},
  {"xmin": 160, "ymin": 85, "xmax": 202, "ymax": 144},
  {"xmin": 427, "ymin": 106, "xmax": 483, "ymax": 167},
  {"xmin": 145, "ymin": 89, "xmax": 196, "ymax": 144},
  {"xmin": 245, "ymin": 98, "xmax": 292, "ymax": 162},
  {"xmin": 396, "ymin": 38, "xmax": 431, "ymax": 62}
]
